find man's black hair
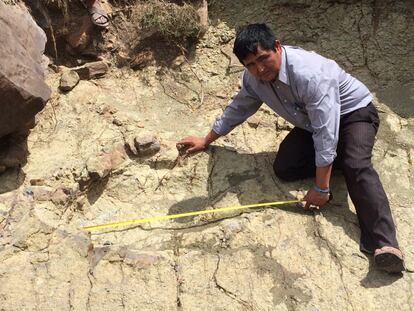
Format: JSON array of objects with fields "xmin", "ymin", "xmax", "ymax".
[{"xmin": 233, "ymin": 23, "xmax": 277, "ymax": 64}]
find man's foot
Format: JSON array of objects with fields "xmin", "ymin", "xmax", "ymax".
[
  {"xmin": 374, "ymin": 246, "xmax": 405, "ymax": 273},
  {"xmin": 80, "ymin": 0, "xmax": 109, "ymax": 28}
]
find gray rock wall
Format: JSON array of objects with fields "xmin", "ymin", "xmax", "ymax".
[{"xmin": 211, "ymin": 0, "xmax": 414, "ymax": 91}]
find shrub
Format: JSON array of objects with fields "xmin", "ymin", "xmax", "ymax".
[{"xmin": 140, "ymin": 0, "xmax": 202, "ymax": 41}]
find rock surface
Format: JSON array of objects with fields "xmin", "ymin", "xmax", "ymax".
[
  {"xmin": 0, "ymin": 1, "xmax": 413, "ymax": 311},
  {"xmin": 0, "ymin": 1, "xmax": 50, "ymax": 138}
]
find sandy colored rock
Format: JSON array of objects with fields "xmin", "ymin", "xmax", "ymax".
[
  {"xmin": 0, "ymin": 1, "xmax": 413, "ymax": 310},
  {"xmin": 126, "ymin": 133, "xmax": 161, "ymax": 157},
  {"xmin": 59, "ymin": 70, "xmax": 80, "ymax": 92},
  {"xmin": 86, "ymin": 144, "xmax": 127, "ymax": 179},
  {"xmin": 74, "ymin": 61, "xmax": 109, "ymax": 80}
]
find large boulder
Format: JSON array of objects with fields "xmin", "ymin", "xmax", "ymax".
[
  {"xmin": 0, "ymin": 2, "xmax": 51, "ymax": 139},
  {"xmin": 0, "ymin": 2, "xmax": 51, "ymax": 170}
]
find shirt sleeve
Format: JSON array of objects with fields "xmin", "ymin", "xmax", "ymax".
[
  {"xmin": 300, "ymin": 76, "xmax": 341, "ymax": 167},
  {"xmin": 212, "ymin": 72, "xmax": 263, "ymax": 136}
]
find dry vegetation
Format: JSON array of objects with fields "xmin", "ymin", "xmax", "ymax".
[
  {"xmin": 139, "ymin": 0, "xmax": 203, "ymax": 41},
  {"xmin": 40, "ymin": 0, "xmax": 69, "ymax": 16}
]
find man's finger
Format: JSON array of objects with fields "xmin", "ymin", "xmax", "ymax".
[
  {"xmin": 186, "ymin": 146, "xmax": 199, "ymax": 154},
  {"xmin": 176, "ymin": 139, "xmax": 191, "ymax": 145}
]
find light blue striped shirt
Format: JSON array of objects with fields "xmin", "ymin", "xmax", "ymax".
[{"xmin": 213, "ymin": 46, "xmax": 373, "ymax": 167}]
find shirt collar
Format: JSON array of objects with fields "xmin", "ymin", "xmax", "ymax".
[
  {"xmin": 275, "ymin": 47, "xmax": 290, "ymax": 85},
  {"xmin": 277, "ymin": 46, "xmax": 289, "ymax": 85}
]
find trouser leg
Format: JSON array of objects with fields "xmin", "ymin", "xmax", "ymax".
[
  {"xmin": 273, "ymin": 127, "xmax": 315, "ymax": 181},
  {"xmin": 273, "ymin": 104, "xmax": 399, "ymax": 253},
  {"xmin": 337, "ymin": 103, "xmax": 399, "ymax": 253}
]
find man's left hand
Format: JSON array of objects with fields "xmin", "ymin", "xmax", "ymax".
[{"xmin": 303, "ymin": 188, "xmax": 330, "ymax": 209}]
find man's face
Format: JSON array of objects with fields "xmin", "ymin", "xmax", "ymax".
[{"xmin": 242, "ymin": 41, "xmax": 282, "ymax": 82}]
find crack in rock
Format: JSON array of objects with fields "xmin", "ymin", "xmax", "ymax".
[
  {"xmin": 173, "ymin": 234, "xmax": 183, "ymax": 310},
  {"xmin": 312, "ymin": 211, "xmax": 356, "ymax": 311},
  {"xmin": 213, "ymin": 254, "xmax": 253, "ymax": 310}
]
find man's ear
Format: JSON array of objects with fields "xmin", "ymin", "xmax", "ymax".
[{"xmin": 274, "ymin": 40, "xmax": 281, "ymax": 52}]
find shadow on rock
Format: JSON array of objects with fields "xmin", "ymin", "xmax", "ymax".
[
  {"xmin": 0, "ymin": 168, "xmax": 26, "ymax": 194},
  {"xmin": 0, "ymin": 131, "xmax": 30, "ymax": 172},
  {"xmin": 86, "ymin": 176, "xmax": 110, "ymax": 205},
  {"xmin": 168, "ymin": 196, "xmax": 210, "ymax": 223},
  {"xmin": 360, "ymin": 254, "xmax": 404, "ymax": 287},
  {"xmin": 168, "ymin": 145, "xmax": 310, "ymax": 224},
  {"xmin": 0, "ymin": 132, "xmax": 30, "ymax": 193},
  {"xmin": 168, "ymin": 145, "xmax": 371, "ymax": 274},
  {"xmin": 376, "ymin": 82, "xmax": 414, "ymax": 118},
  {"xmin": 318, "ymin": 171, "xmax": 361, "ymax": 250}
]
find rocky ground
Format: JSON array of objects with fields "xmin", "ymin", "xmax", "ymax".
[{"xmin": 0, "ymin": 0, "xmax": 413, "ymax": 310}]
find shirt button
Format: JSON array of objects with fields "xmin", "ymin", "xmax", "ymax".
[
  {"xmin": 294, "ymin": 112, "xmax": 297, "ymax": 116},
  {"xmin": 277, "ymin": 86, "xmax": 280, "ymax": 89},
  {"xmin": 284, "ymin": 99, "xmax": 287, "ymax": 103}
]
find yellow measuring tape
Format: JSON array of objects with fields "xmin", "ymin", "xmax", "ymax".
[{"xmin": 81, "ymin": 199, "xmax": 301, "ymax": 231}]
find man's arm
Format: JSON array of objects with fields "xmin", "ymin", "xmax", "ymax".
[
  {"xmin": 177, "ymin": 71, "xmax": 262, "ymax": 155},
  {"xmin": 300, "ymin": 76, "xmax": 340, "ymax": 207},
  {"xmin": 315, "ymin": 164, "xmax": 332, "ymax": 189}
]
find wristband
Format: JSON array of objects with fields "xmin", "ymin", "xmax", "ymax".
[{"xmin": 313, "ymin": 185, "xmax": 330, "ymax": 193}]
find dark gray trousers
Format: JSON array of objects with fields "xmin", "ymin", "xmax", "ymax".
[{"xmin": 273, "ymin": 103, "xmax": 399, "ymax": 253}]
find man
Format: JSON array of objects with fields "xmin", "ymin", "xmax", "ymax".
[{"xmin": 177, "ymin": 23, "xmax": 405, "ymax": 273}]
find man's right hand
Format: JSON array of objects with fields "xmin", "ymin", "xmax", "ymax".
[{"xmin": 176, "ymin": 136, "xmax": 207, "ymax": 155}]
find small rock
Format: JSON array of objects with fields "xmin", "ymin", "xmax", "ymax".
[
  {"xmin": 86, "ymin": 144, "xmax": 127, "ymax": 179},
  {"xmin": 30, "ymin": 186, "xmax": 54, "ymax": 201},
  {"xmin": 30, "ymin": 178, "xmax": 45, "ymax": 186},
  {"xmin": 216, "ymin": 92, "xmax": 227, "ymax": 99},
  {"xmin": 134, "ymin": 135, "xmax": 161, "ymax": 157},
  {"xmin": 59, "ymin": 71, "xmax": 80, "ymax": 92},
  {"xmin": 126, "ymin": 134, "xmax": 160, "ymax": 157},
  {"xmin": 112, "ymin": 118, "xmax": 123, "ymax": 126},
  {"xmin": 96, "ymin": 105, "xmax": 117, "ymax": 116},
  {"xmin": 247, "ymin": 116, "xmax": 260, "ymax": 128},
  {"xmin": 74, "ymin": 61, "xmax": 109, "ymax": 80},
  {"xmin": 172, "ymin": 55, "xmax": 186, "ymax": 69},
  {"xmin": 86, "ymin": 155, "xmax": 112, "ymax": 179},
  {"xmin": 51, "ymin": 188, "xmax": 69, "ymax": 205}
]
